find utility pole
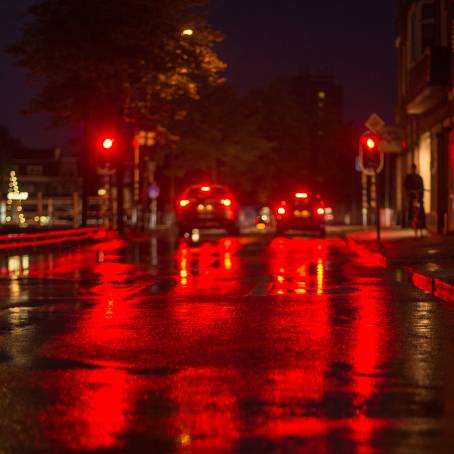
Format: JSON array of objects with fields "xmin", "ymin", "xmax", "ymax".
[{"xmin": 361, "ymin": 171, "xmax": 368, "ymax": 226}]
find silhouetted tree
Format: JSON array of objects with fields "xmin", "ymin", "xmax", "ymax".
[
  {"xmin": 169, "ymin": 86, "xmax": 274, "ymax": 203},
  {"xmin": 245, "ymin": 78, "xmax": 311, "ymax": 196},
  {"xmin": 7, "ymin": 0, "xmax": 225, "ymax": 227},
  {"xmin": 7, "ymin": 0, "xmax": 225, "ymax": 128}
]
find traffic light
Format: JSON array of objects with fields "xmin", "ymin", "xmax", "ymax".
[
  {"xmin": 96, "ymin": 134, "xmax": 118, "ymax": 168},
  {"xmin": 360, "ymin": 131, "xmax": 383, "ymax": 172}
]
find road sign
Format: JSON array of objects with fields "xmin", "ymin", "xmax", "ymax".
[
  {"xmin": 148, "ymin": 183, "xmax": 160, "ymax": 199},
  {"xmin": 365, "ymin": 113, "xmax": 385, "ymax": 134},
  {"xmin": 378, "ymin": 125, "xmax": 404, "ymax": 153}
]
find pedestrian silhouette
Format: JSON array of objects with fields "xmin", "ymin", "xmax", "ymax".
[{"xmin": 404, "ymin": 163, "xmax": 426, "ymax": 229}]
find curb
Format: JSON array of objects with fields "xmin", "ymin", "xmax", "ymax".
[
  {"xmin": 347, "ymin": 236, "xmax": 454, "ymax": 304},
  {"xmin": 346, "ymin": 237, "xmax": 387, "ymax": 268},
  {"xmin": 434, "ymin": 278, "xmax": 454, "ymax": 303},
  {"xmin": 0, "ymin": 228, "xmax": 112, "ymax": 253}
]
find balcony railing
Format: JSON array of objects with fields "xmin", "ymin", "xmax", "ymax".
[{"xmin": 406, "ymin": 46, "xmax": 451, "ymax": 114}]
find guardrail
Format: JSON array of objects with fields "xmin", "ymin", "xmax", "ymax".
[{"xmin": 0, "ymin": 227, "xmax": 109, "ymax": 251}]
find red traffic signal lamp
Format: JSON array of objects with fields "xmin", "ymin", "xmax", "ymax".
[
  {"xmin": 359, "ymin": 131, "xmax": 383, "ymax": 173},
  {"xmin": 102, "ymin": 137, "xmax": 114, "ymax": 150},
  {"xmin": 95, "ymin": 133, "xmax": 119, "ymax": 168}
]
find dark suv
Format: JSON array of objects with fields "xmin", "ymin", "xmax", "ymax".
[
  {"xmin": 275, "ymin": 192, "xmax": 326, "ymax": 236},
  {"xmin": 177, "ymin": 184, "xmax": 238, "ymax": 234}
]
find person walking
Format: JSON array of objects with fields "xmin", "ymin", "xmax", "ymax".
[{"xmin": 404, "ymin": 163, "xmax": 426, "ymax": 229}]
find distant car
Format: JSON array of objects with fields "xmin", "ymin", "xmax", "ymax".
[
  {"xmin": 255, "ymin": 206, "xmax": 273, "ymax": 230},
  {"xmin": 177, "ymin": 184, "xmax": 239, "ymax": 235},
  {"xmin": 275, "ymin": 192, "xmax": 326, "ymax": 236}
]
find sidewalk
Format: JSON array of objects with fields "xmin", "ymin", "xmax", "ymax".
[{"xmin": 346, "ymin": 227, "xmax": 454, "ymax": 302}]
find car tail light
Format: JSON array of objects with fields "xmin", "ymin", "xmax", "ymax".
[
  {"xmin": 220, "ymin": 198, "xmax": 232, "ymax": 207},
  {"xmin": 295, "ymin": 192, "xmax": 308, "ymax": 199},
  {"xmin": 317, "ymin": 207, "xmax": 325, "ymax": 215},
  {"xmin": 179, "ymin": 199, "xmax": 190, "ymax": 207},
  {"xmin": 277, "ymin": 207, "xmax": 286, "ymax": 215},
  {"xmin": 201, "ymin": 186, "xmax": 211, "ymax": 192}
]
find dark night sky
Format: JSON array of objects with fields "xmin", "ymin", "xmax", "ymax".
[{"xmin": 0, "ymin": 0, "xmax": 397, "ymax": 148}]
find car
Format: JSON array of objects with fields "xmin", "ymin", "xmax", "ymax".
[
  {"xmin": 255, "ymin": 206, "xmax": 273, "ymax": 231},
  {"xmin": 275, "ymin": 192, "xmax": 326, "ymax": 236},
  {"xmin": 176, "ymin": 184, "xmax": 239, "ymax": 235}
]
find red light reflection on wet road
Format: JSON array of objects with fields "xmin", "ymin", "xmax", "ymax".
[
  {"xmin": 175, "ymin": 238, "xmax": 242, "ymax": 293},
  {"xmin": 0, "ymin": 235, "xmax": 428, "ymax": 452},
  {"xmin": 39, "ymin": 368, "xmax": 135, "ymax": 451},
  {"xmin": 269, "ymin": 237, "xmax": 327, "ymax": 296}
]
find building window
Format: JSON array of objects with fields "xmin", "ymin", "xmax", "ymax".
[{"xmin": 407, "ymin": 0, "xmax": 437, "ymax": 64}]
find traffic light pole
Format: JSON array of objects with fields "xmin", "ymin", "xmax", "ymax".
[
  {"xmin": 359, "ymin": 131, "xmax": 384, "ymax": 245},
  {"xmin": 116, "ymin": 160, "xmax": 125, "ymax": 235},
  {"xmin": 375, "ymin": 169, "xmax": 381, "ymax": 243}
]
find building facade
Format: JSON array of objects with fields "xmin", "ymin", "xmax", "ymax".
[{"xmin": 396, "ymin": 0, "xmax": 453, "ymax": 233}]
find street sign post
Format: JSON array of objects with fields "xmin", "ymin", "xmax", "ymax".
[
  {"xmin": 148, "ymin": 183, "xmax": 160, "ymax": 230},
  {"xmin": 362, "ymin": 115, "xmax": 403, "ymax": 244}
]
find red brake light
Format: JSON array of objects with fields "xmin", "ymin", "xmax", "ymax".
[
  {"xmin": 201, "ymin": 186, "xmax": 211, "ymax": 192},
  {"xmin": 179, "ymin": 199, "xmax": 190, "ymax": 207},
  {"xmin": 317, "ymin": 207, "xmax": 325, "ymax": 215},
  {"xmin": 277, "ymin": 207, "xmax": 286, "ymax": 215},
  {"xmin": 221, "ymin": 198, "xmax": 232, "ymax": 207},
  {"xmin": 295, "ymin": 192, "xmax": 308, "ymax": 199}
]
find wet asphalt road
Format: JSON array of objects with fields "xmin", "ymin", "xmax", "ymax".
[{"xmin": 1, "ymin": 232, "xmax": 454, "ymax": 453}]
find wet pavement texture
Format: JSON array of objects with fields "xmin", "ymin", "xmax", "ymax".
[{"xmin": 1, "ymin": 233, "xmax": 454, "ymax": 452}]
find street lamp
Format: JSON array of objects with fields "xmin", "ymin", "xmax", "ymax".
[{"xmin": 181, "ymin": 29, "xmax": 194, "ymax": 37}]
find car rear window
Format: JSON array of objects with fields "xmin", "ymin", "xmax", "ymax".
[
  {"xmin": 185, "ymin": 186, "xmax": 228, "ymax": 199},
  {"xmin": 293, "ymin": 198, "xmax": 319, "ymax": 208}
]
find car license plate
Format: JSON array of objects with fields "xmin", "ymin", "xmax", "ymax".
[
  {"xmin": 294, "ymin": 210, "xmax": 310, "ymax": 218},
  {"xmin": 197, "ymin": 204, "xmax": 214, "ymax": 213}
]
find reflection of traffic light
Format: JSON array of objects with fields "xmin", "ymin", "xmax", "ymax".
[{"xmin": 360, "ymin": 132, "xmax": 382, "ymax": 171}]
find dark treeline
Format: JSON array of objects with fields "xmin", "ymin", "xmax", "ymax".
[
  {"xmin": 4, "ymin": 0, "xmax": 358, "ymax": 215},
  {"xmin": 161, "ymin": 76, "xmax": 358, "ymax": 211}
]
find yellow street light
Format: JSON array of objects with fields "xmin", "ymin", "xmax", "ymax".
[{"xmin": 181, "ymin": 29, "xmax": 194, "ymax": 37}]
